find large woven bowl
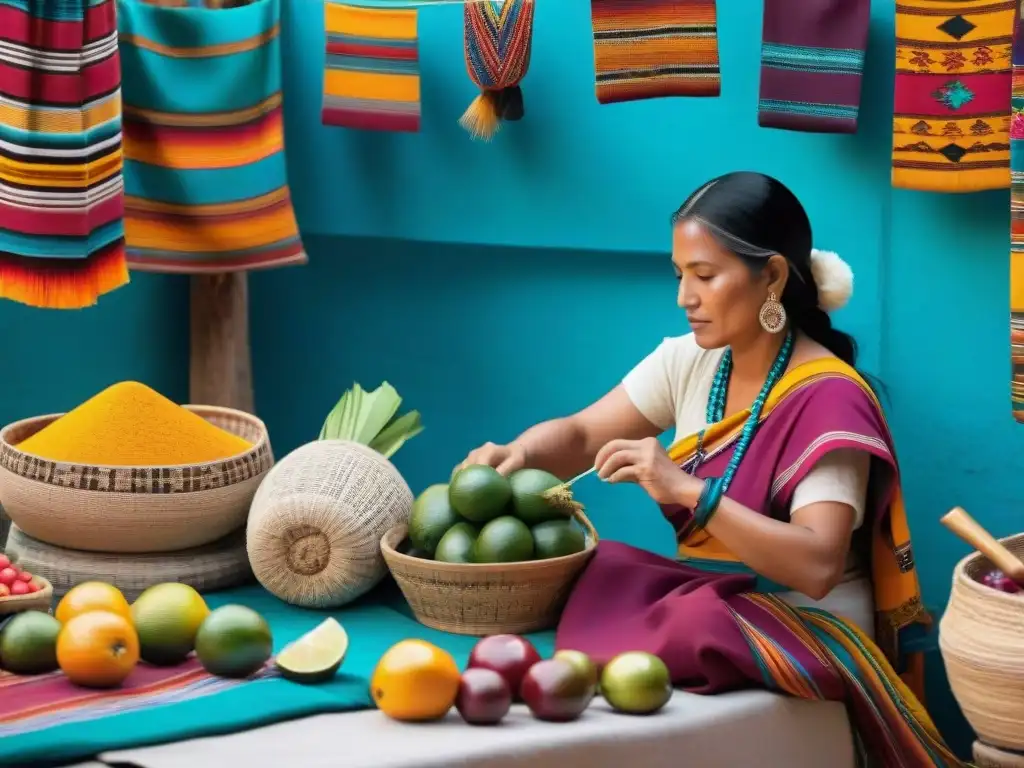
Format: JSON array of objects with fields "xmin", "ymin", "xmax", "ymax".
[
  {"xmin": 0, "ymin": 406, "xmax": 273, "ymax": 554},
  {"xmin": 381, "ymin": 510, "xmax": 598, "ymax": 636},
  {"xmin": 939, "ymin": 532, "xmax": 1024, "ymax": 752}
]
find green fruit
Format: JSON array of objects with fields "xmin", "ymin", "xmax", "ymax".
[
  {"xmin": 600, "ymin": 651, "xmax": 673, "ymax": 715},
  {"xmin": 434, "ymin": 522, "xmax": 479, "ymax": 563},
  {"xmin": 553, "ymin": 649, "xmax": 599, "ymax": 689},
  {"xmin": 449, "ymin": 465, "xmax": 512, "ymax": 523},
  {"xmin": 275, "ymin": 617, "xmax": 348, "ymax": 685},
  {"xmin": 509, "ymin": 468, "xmax": 570, "ymax": 525},
  {"xmin": 131, "ymin": 582, "xmax": 211, "ymax": 666},
  {"xmin": 532, "ymin": 520, "xmax": 586, "ymax": 559},
  {"xmin": 0, "ymin": 610, "xmax": 61, "ymax": 675},
  {"xmin": 473, "ymin": 516, "xmax": 534, "ymax": 563},
  {"xmin": 195, "ymin": 605, "xmax": 273, "ymax": 679},
  {"xmin": 408, "ymin": 484, "xmax": 461, "ymax": 556}
]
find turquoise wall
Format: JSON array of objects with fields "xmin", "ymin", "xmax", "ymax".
[{"xmin": 0, "ymin": 0, "xmax": 1013, "ymax": 755}]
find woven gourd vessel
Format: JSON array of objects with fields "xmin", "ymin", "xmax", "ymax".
[
  {"xmin": 939, "ymin": 532, "xmax": 1024, "ymax": 752},
  {"xmin": 246, "ymin": 439, "xmax": 413, "ymax": 609}
]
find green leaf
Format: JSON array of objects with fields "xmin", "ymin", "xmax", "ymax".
[
  {"xmin": 368, "ymin": 410, "xmax": 423, "ymax": 459},
  {"xmin": 352, "ymin": 381, "xmax": 401, "ymax": 445}
]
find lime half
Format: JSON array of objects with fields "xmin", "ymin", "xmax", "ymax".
[{"xmin": 275, "ymin": 617, "xmax": 348, "ymax": 684}]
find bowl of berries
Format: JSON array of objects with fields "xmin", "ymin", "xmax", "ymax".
[{"xmin": 0, "ymin": 551, "xmax": 52, "ymax": 617}]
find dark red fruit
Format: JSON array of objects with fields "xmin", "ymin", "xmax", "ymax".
[
  {"xmin": 467, "ymin": 634, "xmax": 541, "ymax": 700},
  {"xmin": 981, "ymin": 570, "xmax": 1022, "ymax": 594},
  {"xmin": 520, "ymin": 658, "xmax": 595, "ymax": 722},
  {"xmin": 456, "ymin": 667, "xmax": 512, "ymax": 725}
]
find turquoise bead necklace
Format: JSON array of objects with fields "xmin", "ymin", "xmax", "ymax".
[{"xmin": 690, "ymin": 329, "xmax": 795, "ymax": 527}]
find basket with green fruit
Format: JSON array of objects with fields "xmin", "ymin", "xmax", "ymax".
[{"xmin": 380, "ymin": 465, "xmax": 597, "ymax": 636}]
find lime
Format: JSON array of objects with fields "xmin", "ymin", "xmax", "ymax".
[
  {"xmin": 532, "ymin": 520, "xmax": 586, "ymax": 559},
  {"xmin": 408, "ymin": 484, "xmax": 461, "ymax": 556},
  {"xmin": 131, "ymin": 582, "xmax": 211, "ymax": 666},
  {"xmin": 275, "ymin": 617, "xmax": 348, "ymax": 684},
  {"xmin": 600, "ymin": 651, "xmax": 672, "ymax": 715},
  {"xmin": 195, "ymin": 605, "xmax": 273, "ymax": 679},
  {"xmin": 473, "ymin": 516, "xmax": 534, "ymax": 563},
  {"xmin": 0, "ymin": 610, "xmax": 61, "ymax": 675},
  {"xmin": 449, "ymin": 465, "xmax": 512, "ymax": 523},
  {"xmin": 509, "ymin": 468, "xmax": 570, "ymax": 525},
  {"xmin": 434, "ymin": 522, "xmax": 479, "ymax": 563}
]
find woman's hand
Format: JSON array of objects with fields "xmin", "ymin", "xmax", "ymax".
[
  {"xmin": 455, "ymin": 441, "xmax": 527, "ymax": 476},
  {"xmin": 594, "ymin": 437, "xmax": 701, "ymax": 506}
]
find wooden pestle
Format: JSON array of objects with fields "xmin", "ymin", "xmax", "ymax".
[{"xmin": 940, "ymin": 506, "xmax": 1024, "ymax": 585}]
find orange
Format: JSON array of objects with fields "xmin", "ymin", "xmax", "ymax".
[
  {"xmin": 57, "ymin": 610, "xmax": 140, "ymax": 688},
  {"xmin": 370, "ymin": 639, "xmax": 460, "ymax": 721},
  {"xmin": 56, "ymin": 581, "xmax": 132, "ymax": 625}
]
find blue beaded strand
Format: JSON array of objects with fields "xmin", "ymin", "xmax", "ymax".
[{"xmin": 692, "ymin": 331, "xmax": 795, "ymax": 528}]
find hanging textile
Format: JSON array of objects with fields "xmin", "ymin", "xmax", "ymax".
[
  {"xmin": 1011, "ymin": 8, "xmax": 1024, "ymax": 422},
  {"xmin": 322, "ymin": 3, "xmax": 421, "ymax": 133},
  {"xmin": 117, "ymin": 0, "xmax": 306, "ymax": 273},
  {"xmin": 0, "ymin": 0, "xmax": 128, "ymax": 309},
  {"xmin": 893, "ymin": 0, "xmax": 1015, "ymax": 193},
  {"xmin": 590, "ymin": 0, "xmax": 720, "ymax": 105},
  {"xmin": 460, "ymin": 0, "xmax": 535, "ymax": 140},
  {"xmin": 757, "ymin": 0, "xmax": 871, "ymax": 133}
]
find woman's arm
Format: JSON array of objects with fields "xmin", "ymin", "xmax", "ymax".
[{"xmin": 463, "ymin": 386, "xmax": 664, "ymax": 478}]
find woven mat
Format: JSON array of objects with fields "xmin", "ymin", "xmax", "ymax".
[
  {"xmin": 4, "ymin": 524, "xmax": 253, "ymax": 602},
  {"xmin": 0, "ymin": 580, "xmax": 557, "ymax": 767}
]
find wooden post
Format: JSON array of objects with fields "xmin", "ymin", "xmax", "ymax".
[{"xmin": 189, "ymin": 273, "xmax": 255, "ymax": 413}]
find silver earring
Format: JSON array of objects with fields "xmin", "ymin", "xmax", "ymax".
[{"xmin": 759, "ymin": 292, "xmax": 786, "ymax": 334}]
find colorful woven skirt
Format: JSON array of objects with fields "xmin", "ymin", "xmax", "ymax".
[
  {"xmin": 0, "ymin": 0, "xmax": 128, "ymax": 309},
  {"xmin": 1011, "ymin": 10, "xmax": 1024, "ymax": 422},
  {"xmin": 590, "ymin": 0, "xmax": 720, "ymax": 104},
  {"xmin": 322, "ymin": 3, "xmax": 421, "ymax": 132},
  {"xmin": 758, "ymin": 0, "xmax": 871, "ymax": 133},
  {"xmin": 117, "ymin": 0, "xmax": 306, "ymax": 273},
  {"xmin": 893, "ymin": 0, "xmax": 1015, "ymax": 192}
]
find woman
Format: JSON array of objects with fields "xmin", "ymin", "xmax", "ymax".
[{"xmin": 458, "ymin": 172, "xmax": 962, "ymax": 767}]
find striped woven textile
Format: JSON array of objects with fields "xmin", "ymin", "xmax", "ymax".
[
  {"xmin": 893, "ymin": 0, "xmax": 1015, "ymax": 192},
  {"xmin": 117, "ymin": 0, "xmax": 306, "ymax": 273},
  {"xmin": 590, "ymin": 0, "xmax": 720, "ymax": 104},
  {"xmin": 0, "ymin": 0, "xmax": 128, "ymax": 309},
  {"xmin": 322, "ymin": 3, "xmax": 420, "ymax": 132},
  {"xmin": 0, "ymin": 657, "xmax": 274, "ymax": 739},
  {"xmin": 1011, "ymin": 9, "xmax": 1024, "ymax": 421},
  {"xmin": 758, "ymin": 0, "xmax": 871, "ymax": 133}
]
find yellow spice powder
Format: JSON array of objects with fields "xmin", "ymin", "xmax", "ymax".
[{"xmin": 16, "ymin": 381, "xmax": 253, "ymax": 466}]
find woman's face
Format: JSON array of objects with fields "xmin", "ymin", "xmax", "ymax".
[{"xmin": 671, "ymin": 219, "xmax": 786, "ymax": 350}]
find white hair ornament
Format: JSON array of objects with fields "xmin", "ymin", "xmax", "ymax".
[{"xmin": 809, "ymin": 249, "xmax": 853, "ymax": 312}]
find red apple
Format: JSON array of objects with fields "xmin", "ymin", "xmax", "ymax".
[
  {"xmin": 0, "ymin": 584, "xmax": 9, "ymax": 598},
  {"xmin": 0, "ymin": 554, "xmax": 9, "ymax": 570},
  {"xmin": 520, "ymin": 659, "xmax": 596, "ymax": 722},
  {"xmin": 24, "ymin": 582, "xmax": 38, "ymax": 593},
  {"xmin": 467, "ymin": 634, "xmax": 542, "ymax": 700},
  {"xmin": 9, "ymin": 580, "xmax": 29, "ymax": 596},
  {"xmin": 15, "ymin": 571, "xmax": 31, "ymax": 582},
  {"xmin": 456, "ymin": 667, "xmax": 512, "ymax": 725},
  {"xmin": 0, "ymin": 568, "xmax": 16, "ymax": 587},
  {"xmin": 981, "ymin": 570, "xmax": 1022, "ymax": 594}
]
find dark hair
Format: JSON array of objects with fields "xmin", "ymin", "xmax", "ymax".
[{"xmin": 670, "ymin": 171, "xmax": 858, "ymax": 367}]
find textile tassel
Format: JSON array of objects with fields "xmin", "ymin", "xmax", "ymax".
[
  {"xmin": 758, "ymin": 0, "xmax": 870, "ymax": 133},
  {"xmin": 460, "ymin": 0, "xmax": 535, "ymax": 141},
  {"xmin": 590, "ymin": 0, "xmax": 720, "ymax": 105},
  {"xmin": 0, "ymin": 0, "xmax": 128, "ymax": 309},
  {"xmin": 1011, "ymin": 9, "xmax": 1024, "ymax": 421},
  {"xmin": 892, "ymin": 0, "xmax": 1015, "ymax": 193},
  {"xmin": 322, "ymin": 3, "xmax": 421, "ymax": 132}
]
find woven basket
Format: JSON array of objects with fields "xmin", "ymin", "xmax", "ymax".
[
  {"xmin": 381, "ymin": 509, "xmax": 599, "ymax": 635},
  {"xmin": 974, "ymin": 741, "xmax": 1024, "ymax": 768},
  {"xmin": 4, "ymin": 524, "xmax": 253, "ymax": 602},
  {"xmin": 0, "ymin": 406, "xmax": 273, "ymax": 553},
  {"xmin": 0, "ymin": 576, "xmax": 53, "ymax": 617},
  {"xmin": 939, "ymin": 532, "xmax": 1024, "ymax": 751},
  {"xmin": 247, "ymin": 440, "xmax": 414, "ymax": 609}
]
